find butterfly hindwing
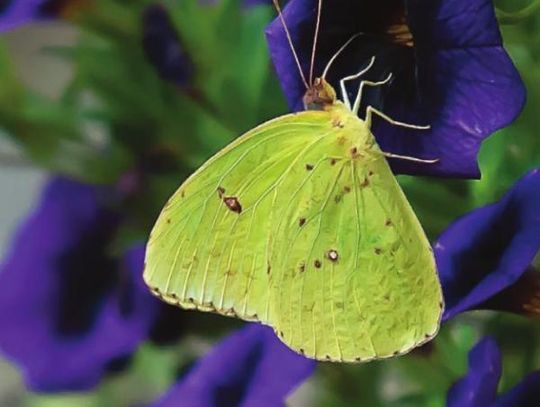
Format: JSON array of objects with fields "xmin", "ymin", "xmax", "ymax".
[{"xmin": 271, "ymin": 153, "xmax": 442, "ymax": 362}]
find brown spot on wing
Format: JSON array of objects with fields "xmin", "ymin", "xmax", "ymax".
[
  {"xmin": 217, "ymin": 186, "xmax": 225, "ymax": 198},
  {"xmin": 385, "ymin": 219, "xmax": 393, "ymax": 227},
  {"xmin": 350, "ymin": 147, "xmax": 361, "ymax": 158},
  {"xmin": 299, "ymin": 218, "xmax": 306, "ymax": 227},
  {"xmin": 360, "ymin": 177, "xmax": 370, "ymax": 188},
  {"xmin": 374, "ymin": 248, "xmax": 383, "ymax": 255},
  {"xmin": 305, "ymin": 164, "xmax": 314, "ymax": 171},
  {"xmin": 223, "ymin": 196, "xmax": 242, "ymax": 213},
  {"xmin": 299, "ymin": 263, "xmax": 305, "ymax": 273},
  {"xmin": 330, "ymin": 158, "xmax": 337, "ymax": 166},
  {"xmin": 314, "ymin": 260, "xmax": 322, "ymax": 269}
]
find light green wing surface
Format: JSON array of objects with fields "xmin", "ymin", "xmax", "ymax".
[
  {"xmin": 144, "ymin": 108, "xmax": 443, "ymax": 362},
  {"xmin": 271, "ymin": 145, "xmax": 443, "ymax": 362},
  {"xmin": 144, "ymin": 111, "xmax": 338, "ymax": 322}
]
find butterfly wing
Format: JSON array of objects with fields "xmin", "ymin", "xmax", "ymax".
[
  {"xmin": 271, "ymin": 150, "xmax": 443, "ymax": 362},
  {"xmin": 144, "ymin": 111, "xmax": 339, "ymax": 322},
  {"xmin": 144, "ymin": 108, "xmax": 443, "ymax": 361}
]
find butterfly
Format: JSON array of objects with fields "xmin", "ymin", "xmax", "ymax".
[{"xmin": 144, "ymin": 0, "xmax": 443, "ymax": 362}]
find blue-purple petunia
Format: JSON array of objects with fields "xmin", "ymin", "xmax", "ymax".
[
  {"xmin": 0, "ymin": 0, "xmax": 43, "ymax": 31},
  {"xmin": 434, "ymin": 168, "xmax": 540, "ymax": 321},
  {"xmin": 0, "ymin": 0, "xmax": 85, "ymax": 31},
  {"xmin": 151, "ymin": 324, "xmax": 316, "ymax": 407},
  {"xmin": 447, "ymin": 337, "xmax": 540, "ymax": 407},
  {"xmin": 0, "ymin": 177, "xmax": 159, "ymax": 392},
  {"xmin": 142, "ymin": 4, "xmax": 193, "ymax": 87},
  {"xmin": 266, "ymin": 0, "xmax": 525, "ymax": 178},
  {"xmin": 142, "ymin": 1, "xmax": 269, "ymax": 86}
]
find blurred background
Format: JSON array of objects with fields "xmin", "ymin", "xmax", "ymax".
[{"xmin": 0, "ymin": 0, "xmax": 538, "ymax": 406}]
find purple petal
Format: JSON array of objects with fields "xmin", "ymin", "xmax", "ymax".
[
  {"xmin": 152, "ymin": 324, "xmax": 315, "ymax": 407},
  {"xmin": 446, "ymin": 337, "xmax": 501, "ymax": 407},
  {"xmin": 265, "ymin": 0, "xmax": 317, "ymax": 112},
  {"xmin": 494, "ymin": 371, "xmax": 540, "ymax": 407},
  {"xmin": 407, "ymin": 0, "xmax": 502, "ymax": 48},
  {"xmin": 435, "ymin": 169, "xmax": 540, "ymax": 321},
  {"xmin": 375, "ymin": 46, "xmax": 525, "ymax": 178},
  {"xmin": 0, "ymin": 1, "xmax": 93, "ymax": 31},
  {"xmin": 266, "ymin": 0, "xmax": 525, "ymax": 178},
  {"xmin": 0, "ymin": 178, "xmax": 158, "ymax": 392},
  {"xmin": 142, "ymin": 4, "xmax": 193, "ymax": 86},
  {"xmin": 0, "ymin": 0, "xmax": 45, "ymax": 31}
]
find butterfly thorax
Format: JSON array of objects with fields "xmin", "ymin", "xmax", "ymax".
[{"xmin": 303, "ymin": 78, "xmax": 378, "ymax": 155}]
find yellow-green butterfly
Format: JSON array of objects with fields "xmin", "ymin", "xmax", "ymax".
[{"xmin": 144, "ymin": 0, "xmax": 443, "ymax": 362}]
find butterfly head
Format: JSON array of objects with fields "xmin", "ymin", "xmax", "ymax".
[{"xmin": 303, "ymin": 77, "xmax": 336, "ymax": 111}]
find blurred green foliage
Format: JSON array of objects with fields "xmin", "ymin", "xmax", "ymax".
[{"xmin": 0, "ymin": 0, "xmax": 538, "ymax": 406}]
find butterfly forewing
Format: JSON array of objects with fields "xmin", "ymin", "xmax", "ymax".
[{"xmin": 145, "ymin": 111, "xmax": 335, "ymax": 321}]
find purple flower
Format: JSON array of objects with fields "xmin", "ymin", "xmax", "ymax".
[
  {"xmin": 151, "ymin": 324, "xmax": 316, "ymax": 407},
  {"xmin": 447, "ymin": 337, "xmax": 540, "ymax": 407},
  {"xmin": 0, "ymin": 0, "xmax": 83, "ymax": 31},
  {"xmin": 0, "ymin": 0, "xmax": 44, "ymax": 31},
  {"xmin": 266, "ymin": 0, "xmax": 525, "ymax": 178},
  {"xmin": 142, "ymin": 4, "xmax": 193, "ymax": 87},
  {"xmin": 434, "ymin": 169, "xmax": 540, "ymax": 321},
  {"xmin": 142, "ymin": 1, "xmax": 268, "ymax": 86},
  {"xmin": 0, "ymin": 177, "xmax": 160, "ymax": 392}
]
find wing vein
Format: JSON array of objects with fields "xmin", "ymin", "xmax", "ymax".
[{"xmin": 352, "ymin": 162, "xmax": 377, "ymax": 357}]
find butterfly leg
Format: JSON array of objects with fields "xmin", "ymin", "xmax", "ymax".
[
  {"xmin": 339, "ymin": 56, "xmax": 376, "ymax": 109},
  {"xmin": 365, "ymin": 106, "xmax": 431, "ymax": 130},
  {"xmin": 381, "ymin": 151, "xmax": 439, "ymax": 164},
  {"xmin": 351, "ymin": 74, "xmax": 393, "ymax": 115}
]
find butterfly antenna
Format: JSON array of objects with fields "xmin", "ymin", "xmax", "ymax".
[
  {"xmin": 309, "ymin": 0, "xmax": 323, "ymax": 85},
  {"xmin": 272, "ymin": 0, "xmax": 309, "ymax": 89},
  {"xmin": 322, "ymin": 32, "xmax": 364, "ymax": 79}
]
